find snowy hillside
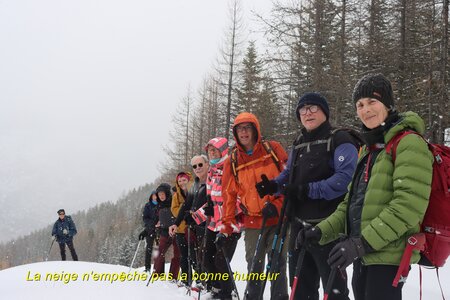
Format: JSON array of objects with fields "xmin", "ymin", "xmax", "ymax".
[{"xmin": 0, "ymin": 238, "xmax": 449, "ymax": 300}]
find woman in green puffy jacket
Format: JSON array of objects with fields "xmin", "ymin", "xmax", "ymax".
[{"xmin": 297, "ymin": 73, "xmax": 433, "ymax": 300}]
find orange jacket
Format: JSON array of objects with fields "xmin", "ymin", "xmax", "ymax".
[{"xmin": 221, "ymin": 112, "xmax": 288, "ymax": 234}]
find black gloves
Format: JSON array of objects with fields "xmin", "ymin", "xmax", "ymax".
[
  {"xmin": 215, "ymin": 233, "xmax": 228, "ymax": 248},
  {"xmin": 327, "ymin": 237, "xmax": 373, "ymax": 270},
  {"xmin": 204, "ymin": 196, "xmax": 214, "ymax": 216},
  {"xmin": 262, "ymin": 202, "xmax": 278, "ymax": 219},
  {"xmin": 203, "ymin": 205, "xmax": 214, "ymax": 216},
  {"xmin": 255, "ymin": 174, "xmax": 279, "ymax": 198},
  {"xmin": 184, "ymin": 211, "xmax": 194, "ymax": 224},
  {"xmin": 296, "ymin": 226, "xmax": 321, "ymax": 249},
  {"xmin": 138, "ymin": 229, "xmax": 147, "ymax": 240},
  {"xmin": 284, "ymin": 184, "xmax": 309, "ymax": 204}
]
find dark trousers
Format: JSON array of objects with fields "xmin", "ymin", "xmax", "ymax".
[
  {"xmin": 176, "ymin": 233, "xmax": 195, "ymax": 284},
  {"xmin": 352, "ymin": 259, "xmax": 404, "ymax": 300},
  {"xmin": 153, "ymin": 234, "xmax": 180, "ymax": 279},
  {"xmin": 194, "ymin": 224, "xmax": 206, "ymax": 274},
  {"xmin": 288, "ymin": 222, "xmax": 349, "ymax": 300},
  {"xmin": 58, "ymin": 240, "xmax": 78, "ymax": 261},
  {"xmin": 203, "ymin": 228, "xmax": 240, "ymax": 295},
  {"xmin": 144, "ymin": 234, "xmax": 155, "ymax": 271}
]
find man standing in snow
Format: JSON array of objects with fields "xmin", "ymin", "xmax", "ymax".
[{"xmin": 52, "ymin": 209, "xmax": 79, "ymax": 261}]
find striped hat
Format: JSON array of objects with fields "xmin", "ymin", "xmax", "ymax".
[{"xmin": 204, "ymin": 137, "xmax": 228, "ymax": 158}]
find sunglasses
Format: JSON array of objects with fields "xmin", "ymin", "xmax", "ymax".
[
  {"xmin": 59, "ymin": 213, "xmax": 65, "ymax": 216},
  {"xmin": 192, "ymin": 163, "xmax": 204, "ymax": 169},
  {"xmin": 235, "ymin": 124, "xmax": 253, "ymax": 133}
]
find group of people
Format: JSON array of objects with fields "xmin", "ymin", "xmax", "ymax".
[{"xmin": 135, "ymin": 73, "xmax": 433, "ymax": 300}]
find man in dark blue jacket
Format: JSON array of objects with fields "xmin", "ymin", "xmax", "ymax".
[
  {"xmin": 139, "ymin": 190, "xmax": 159, "ymax": 272},
  {"xmin": 52, "ymin": 209, "xmax": 78, "ymax": 261},
  {"xmin": 256, "ymin": 93, "xmax": 359, "ymax": 300}
]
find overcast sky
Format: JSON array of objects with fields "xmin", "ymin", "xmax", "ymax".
[{"xmin": 0, "ymin": 0, "xmax": 273, "ymax": 242}]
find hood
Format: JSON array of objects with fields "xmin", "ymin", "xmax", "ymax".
[
  {"xmin": 174, "ymin": 171, "xmax": 193, "ymax": 197},
  {"xmin": 384, "ymin": 111, "xmax": 426, "ymax": 143},
  {"xmin": 232, "ymin": 112, "xmax": 262, "ymax": 151},
  {"xmin": 148, "ymin": 190, "xmax": 157, "ymax": 202}
]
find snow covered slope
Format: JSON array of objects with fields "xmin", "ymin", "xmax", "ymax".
[{"xmin": 0, "ymin": 238, "xmax": 449, "ymax": 299}]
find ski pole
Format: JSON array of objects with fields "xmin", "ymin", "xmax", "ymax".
[
  {"xmin": 197, "ymin": 220, "xmax": 210, "ymax": 300},
  {"xmin": 221, "ymin": 242, "xmax": 241, "ymax": 300},
  {"xmin": 289, "ymin": 246, "xmax": 307, "ymax": 300},
  {"xmin": 243, "ymin": 214, "xmax": 268, "ymax": 300},
  {"xmin": 259, "ymin": 195, "xmax": 290, "ymax": 299},
  {"xmin": 323, "ymin": 267, "xmax": 337, "ymax": 300},
  {"xmin": 45, "ymin": 236, "xmax": 56, "ymax": 261},
  {"xmin": 129, "ymin": 239, "xmax": 142, "ymax": 272},
  {"xmin": 186, "ymin": 225, "xmax": 192, "ymax": 295}
]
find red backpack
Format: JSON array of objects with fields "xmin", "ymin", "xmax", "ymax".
[{"xmin": 388, "ymin": 131, "xmax": 450, "ymax": 296}]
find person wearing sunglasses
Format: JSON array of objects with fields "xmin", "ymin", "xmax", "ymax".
[
  {"xmin": 170, "ymin": 155, "xmax": 210, "ymax": 288},
  {"xmin": 51, "ymin": 209, "xmax": 78, "ymax": 261}
]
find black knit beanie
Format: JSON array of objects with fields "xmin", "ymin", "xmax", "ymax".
[
  {"xmin": 352, "ymin": 73, "xmax": 395, "ymax": 111},
  {"xmin": 296, "ymin": 92, "xmax": 330, "ymax": 120}
]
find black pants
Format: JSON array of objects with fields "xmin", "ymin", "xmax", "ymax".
[
  {"xmin": 203, "ymin": 228, "xmax": 241, "ymax": 295},
  {"xmin": 58, "ymin": 240, "xmax": 78, "ymax": 261},
  {"xmin": 352, "ymin": 259, "xmax": 404, "ymax": 300},
  {"xmin": 194, "ymin": 224, "xmax": 206, "ymax": 274},
  {"xmin": 176, "ymin": 233, "xmax": 196, "ymax": 284},
  {"xmin": 288, "ymin": 222, "xmax": 349, "ymax": 300},
  {"xmin": 144, "ymin": 234, "xmax": 155, "ymax": 271}
]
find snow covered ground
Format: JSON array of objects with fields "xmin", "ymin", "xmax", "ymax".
[{"xmin": 0, "ymin": 238, "xmax": 449, "ymax": 300}]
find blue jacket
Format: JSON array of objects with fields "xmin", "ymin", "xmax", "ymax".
[
  {"xmin": 143, "ymin": 200, "xmax": 159, "ymax": 233},
  {"xmin": 52, "ymin": 216, "xmax": 77, "ymax": 243}
]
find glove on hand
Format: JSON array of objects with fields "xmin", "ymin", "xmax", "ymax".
[
  {"xmin": 327, "ymin": 237, "xmax": 373, "ymax": 270},
  {"xmin": 255, "ymin": 174, "xmax": 278, "ymax": 198},
  {"xmin": 296, "ymin": 226, "xmax": 321, "ymax": 249},
  {"xmin": 215, "ymin": 233, "xmax": 229, "ymax": 248},
  {"xmin": 138, "ymin": 229, "xmax": 147, "ymax": 240},
  {"xmin": 261, "ymin": 202, "xmax": 278, "ymax": 219},
  {"xmin": 184, "ymin": 211, "xmax": 194, "ymax": 224},
  {"xmin": 203, "ymin": 205, "xmax": 214, "ymax": 217},
  {"xmin": 204, "ymin": 196, "xmax": 214, "ymax": 216}
]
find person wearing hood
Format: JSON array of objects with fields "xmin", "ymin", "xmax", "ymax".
[
  {"xmin": 170, "ymin": 172, "xmax": 194, "ymax": 286},
  {"xmin": 138, "ymin": 190, "xmax": 159, "ymax": 272},
  {"xmin": 152, "ymin": 183, "xmax": 180, "ymax": 280},
  {"xmin": 303, "ymin": 74, "xmax": 433, "ymax": 300},
  {"xmin": 218, "ymin": 112, "xmax": 289, "ymax": 300},
  {"xmin": 256, "ymin": 92, "xmax": 359, "ymax": 300}
]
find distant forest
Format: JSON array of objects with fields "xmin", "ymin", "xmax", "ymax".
[{"xmin": 1, "ymin": 0, "xmax": 449, "ymax": 269}]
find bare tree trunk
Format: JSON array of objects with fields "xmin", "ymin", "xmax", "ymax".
[
  {"xmin": 441, "ymin": 0, "xmax": 449, "ymax": 143},
  {"xmin": 225, "ymin": 0, "xmax": 238, "ymax": 141}
]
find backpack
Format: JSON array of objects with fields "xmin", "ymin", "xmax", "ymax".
[
  {"xmin": 292, "ymin": 127, "xmax": 365, "ymax": 157},
  {"xmin": 388, "ymin": 131, "xmax": 450, "ymax": 292},
  {"xmin": 230, "ymin": 139, "xmax": 281, "ymax": 183}
]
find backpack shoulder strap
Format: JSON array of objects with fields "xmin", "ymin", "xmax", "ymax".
[
  {"xmin": 261, "ymin": 140, "xmax": 282, "ymax": 172},
  {"xmin": 230, "ymin": 146, "xmax": 239, "ymax": 183},
  {"xmin": 385, "ymin": 130, "xmax": 422, "ymax": 162}
]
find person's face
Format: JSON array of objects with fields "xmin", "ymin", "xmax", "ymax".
[
  {"xmin": 207, "ymin": 145, "xmax": 221, "ymax": 160},
  {"xmin": 58, "ymin": 212, "xmax": 65, "ymax": 220},
  {"xmin": 299, "ymin": 105, "xmax": 327, "ymax": 132},
  {"xmin": 191, "ymin": 157, "xmax": 208, "ymax": 179},
  {"xmin": 235, "ymin": 122, "xmax": 256, "ymax": 150},
  {"xmin": 157, "ymin": 191, "xmax": 166, "ymax": 201},
  {"xmin": 177, "ymin": 176, "xmax": 189, "ymax": 191},
  {"xmin": 356, "ymin": 98, "xmax": 389, "ymax": 129},
  {"xmin": 151, "ymin": 194, "xmax": 157, "ymax": 201}
]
